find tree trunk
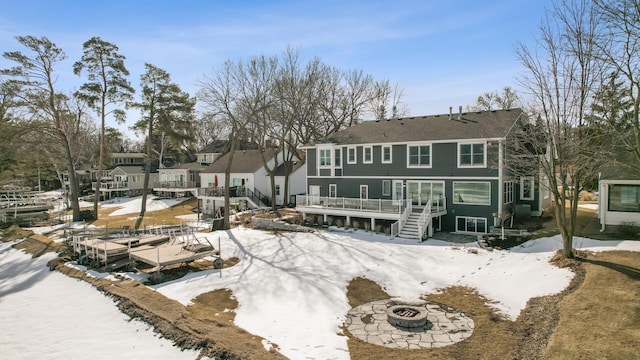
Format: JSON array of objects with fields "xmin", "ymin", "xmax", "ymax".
[
  {"xmin": 134, "ymin": 120, "xmax": 154, "ymax": 230},
  {"xmin": 93, "ymin": 124, "xmax": 104, "ymax": 219},
  {"xmin": 223, "ymin": 137, "xmax": 238, "ymax": 230},
  {"xmin": 61, "ymin": 133, "xmax": 81, "ymax": 221},
  {"xmin": 554, "ymin": 194, "xmax": 574, "ymax": 259}
]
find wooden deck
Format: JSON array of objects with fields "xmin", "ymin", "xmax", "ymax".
[
  {"xmin": 73, "ymin": 231, "xmax": 217, "ymax": 273},
  {"xmin": 74, "ymin": 234, "xmax": 170, "ymax": 264},
  {"xmin": 129, "ymin": 242, "xmax": 216, "ymax": 269}
]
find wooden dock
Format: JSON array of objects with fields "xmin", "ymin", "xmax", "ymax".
[
  {"xmin": 74, "ymin": 234, "xmax": 170, "ymax": 268},
  {"xmin": 129, "ymin": 242, "xmax": 216, "ymax": 269},
  {"xmin": 72, "ymin": 229, "xmax": 220, "ymax": 278}
]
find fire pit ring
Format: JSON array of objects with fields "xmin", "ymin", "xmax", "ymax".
[{"xmin": 386, "ymin": 304, "xmax": 429, "ymax": 328}]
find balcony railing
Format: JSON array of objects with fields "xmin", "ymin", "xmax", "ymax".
[
  {"xmin": 153, "ymin": 180, "xmax": 199, "ymax": 189},
  {"xmin": 92, "ymin": 181, "xmax": 128, "ymax": 191},
  {"xmin": 198, "ymin": 186, "xmax": 271, "ymax": 207},
  {"xmin": 296, "ymin": 195, "xmax": 407, "ymax": 214}
]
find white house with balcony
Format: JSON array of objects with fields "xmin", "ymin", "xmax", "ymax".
[{"xmin": 93, "ymin": 165, "xmax": 156, "ymax": 199}]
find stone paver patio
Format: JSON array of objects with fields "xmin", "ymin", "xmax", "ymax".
[{"xmin": 344, "ymin": 299, "xmax": 474, "ymax": 349}]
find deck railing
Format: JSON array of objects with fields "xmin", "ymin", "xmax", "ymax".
[
  {"xmin": 153, "ymin": 180, "xmax": 199, "ymax": 189},
  {"xmin": 296, "ymin": 195, "xmax": 407, "ymax": 214},
  {"xmin": 92, "ymin": 181, "xmax": 128, "ymax": 191}
]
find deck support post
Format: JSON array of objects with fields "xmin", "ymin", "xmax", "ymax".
[{"xmin": 346, "ymin": 215, "xmax": 351, "ymax": 227}]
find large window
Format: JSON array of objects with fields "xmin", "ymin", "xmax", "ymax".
[
  {"xmin": 608, "ymin": 184, "xmax": 640, "ymax": 212},
  {"xmin": 347, "ymin": 147, "xmax": 357, "ymax": 164},
  {"xmin": 363, "ymin": 146, "xmax": 373, "ymax": 164},
  {"xmin": 458, "ymin": 142, "xmax": 486, "ymax": 167},
  {"xmin": 407, "ymin": 181, "xmax": 445, "ymax": 207},
  {"xmin": 334, "ymin": 148, "xmax": 342, "ymax": 168},
  {"xmin": 520, "ymin": 177, "xmax": 534, "ymax": 200},
  {"xmin": 453, "ymin": 182, "xmax": 491, "ymax": 205},
  {"xmin": 319, "ymin": 148, "xmax": 331, "ymax": 167},
  {"xmin": 382, "ymin": 145, "xmax": 392, "ymax": 163},
  {"xmin": 408, "ymin": 144, "xmax": 431, "ymax": 167},
  {"xmin": 456, "ymin": 216, "xmax": 487, "ymax": 233}
]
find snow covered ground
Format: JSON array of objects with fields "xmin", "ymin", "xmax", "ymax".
[
  {"xmin": 0, "ymin": 240, "xmax": 200, "ymax": 360},
  {"xmin": 2, "ymin": 196, "xmax": 638, "ymax": 359}
]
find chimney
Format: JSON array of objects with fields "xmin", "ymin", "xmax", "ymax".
[
  {"xmin": 458, "ymin": 106, "xmax": 463, "ymax": 121},
  {"xmin": 449, "ymin": 106, "xmax": 452, "ymax": 120}
]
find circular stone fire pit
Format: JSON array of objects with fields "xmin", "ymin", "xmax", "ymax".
[
  {"xmin": 345, "ymin": 299, "xmax": 475, "ymax": 349},
  {"xmin": 386, "ymin": 304, "xmax": 429, "ymax": 328}
]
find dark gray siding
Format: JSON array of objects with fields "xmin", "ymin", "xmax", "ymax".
[
  {"xmin": 336, "ymin": 143, "xmax": 499, "ymax": 178},
  {"xmin": 306, "ymin": 149, "xmax": 317, "ymax": 176}
]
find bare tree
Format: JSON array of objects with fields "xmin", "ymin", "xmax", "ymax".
[
  {"xmin": 514, "ymin": 0, "xmax": 606, "ymax": 258},
  {"xmin": 2, "ymin": 36, "xmax": 84, "ymax": 220},
  {"xmin": 199, "ymin": 60, "xmax": 255, "ymax": 229},
  {"xmin": 369, "ymin": 80, "xmax": 408, "ymax": 120},
  {"xmin": 593, "ymin": 0, "xmax": 640, "ymax": 176},
  {"xmin": 193, "ymin": 111, "xmax": 230, "ymax": 150},
  {"xmin": 467, "ymin": 86, "xmax": 522, "ymax": 111}
]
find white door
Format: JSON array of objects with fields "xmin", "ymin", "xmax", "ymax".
[
  {"xmin": 392, "ymin": 180, "xmax": 403, "ymax": 205},
  {"xmin": 309, "ymin": 185, "xmax": 321, "ymax": 205}
]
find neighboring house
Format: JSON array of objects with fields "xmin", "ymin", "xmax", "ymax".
[
  {"xmin": 154, "ymin": 162, "xmax": 209, "ymax": 198},
  {"xmin": 110, "ymin": 152, "xmax": 145, "ymax": 167},
  {"xmin": 196, "ymin": 141, "xmax": 225, "ymax": 165},
  {"xmin": 61, "ymin": 168, "xmax": 93, "ymax": 195},
  {"xmin": 598, "ymin": 170, "xmax": 640, "ymax": 232},
  {"xmin": 196, "ymin": 139, "xmax": 260, "ymax": 165},
  {"xmin": 92, "ymin": 165, "xmax": 157, "ymax": 199},
  {"xmin": 297, "ymin": 108, "xmax": 549, "ymax": 240},
  {"xmin": 198, "ymin": 149, "xmax": 289, "ymax": 216},
  {"xmin": 273, "ymin": 160, "xmax": 306, "ymax": 206}
]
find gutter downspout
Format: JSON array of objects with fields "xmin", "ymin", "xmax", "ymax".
[
  {"xmin": 600, "ymin": 175, "xmax": 606, "ymax": 232},
  {"xmin": 498, "ymin": 138, "xmax": 504, "ymax": 229}
]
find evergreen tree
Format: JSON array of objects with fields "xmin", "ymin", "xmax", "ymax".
[{"xmin": 130, "ymin": 64, "xmax": 195, "ymax": 230}]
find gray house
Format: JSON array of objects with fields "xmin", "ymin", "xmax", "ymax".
[{"xmin": 297, "ymin": 108, "xmax": 548, "ymax": 240}]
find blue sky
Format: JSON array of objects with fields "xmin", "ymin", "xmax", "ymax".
[{"xmin": 1, "ymin": 0, "xmax": 552, "ymax": 136}]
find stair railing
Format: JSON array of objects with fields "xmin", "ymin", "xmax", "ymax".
[
  {"xmin": 416, "ymin": 198, "xmax": 433, "ymax": 241},
  {"xmin": 391, "ymin": 199, "xmax": 412, "ymax": 238}
]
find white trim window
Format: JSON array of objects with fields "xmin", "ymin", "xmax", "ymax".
[
  {"xmin": 382, "ymin": 145, "xmax": 392, "ymax": 164},
  {"xmin": 347, "ymin": 147, "xmax": 357, "ymax": 164},
  {"xmin": 453, "ymin": 182, "xmax": 491, "ymax": 205},
  {"xmin": 319, "ymin": 148, "xmax": 332, "ymax": 167},
  {"xmin": 363, "ymin": 146, "xmax": 373, "ymax": 164},
  {"xmin": 458, "ymin": 142, "xmax": 486, "ymax": 168},
  {"xmin": 360, "ymin": 185, "xmax": 368, "ymax": 199},
  {"xmin": 456, "ymin": 216, "xmax": 487, "ymax": 233},
  {"xmin": 382, "ymin": 180, "xmax": 391, "ymax": 196},
  {"xmin": 520, "ymin": 176, "xmax": 534, "ymax": 200},
  {"xmin": 334, "ymin": 148, "xmax": 342, "ymax": 168},
  {"xmin": 608, "ymin": 184, "xmax": 640, "ymax": 212},
  {"xmin": 407, "ymin": 144, "xmax": 431, "ymax": 168},
  {"xmin": 504, "ymin": 181, "xmax": 514, "ymax": 204},
  {"xmin": 329, "ymin": 184, "xmax": 337, "ymax": 198}
]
